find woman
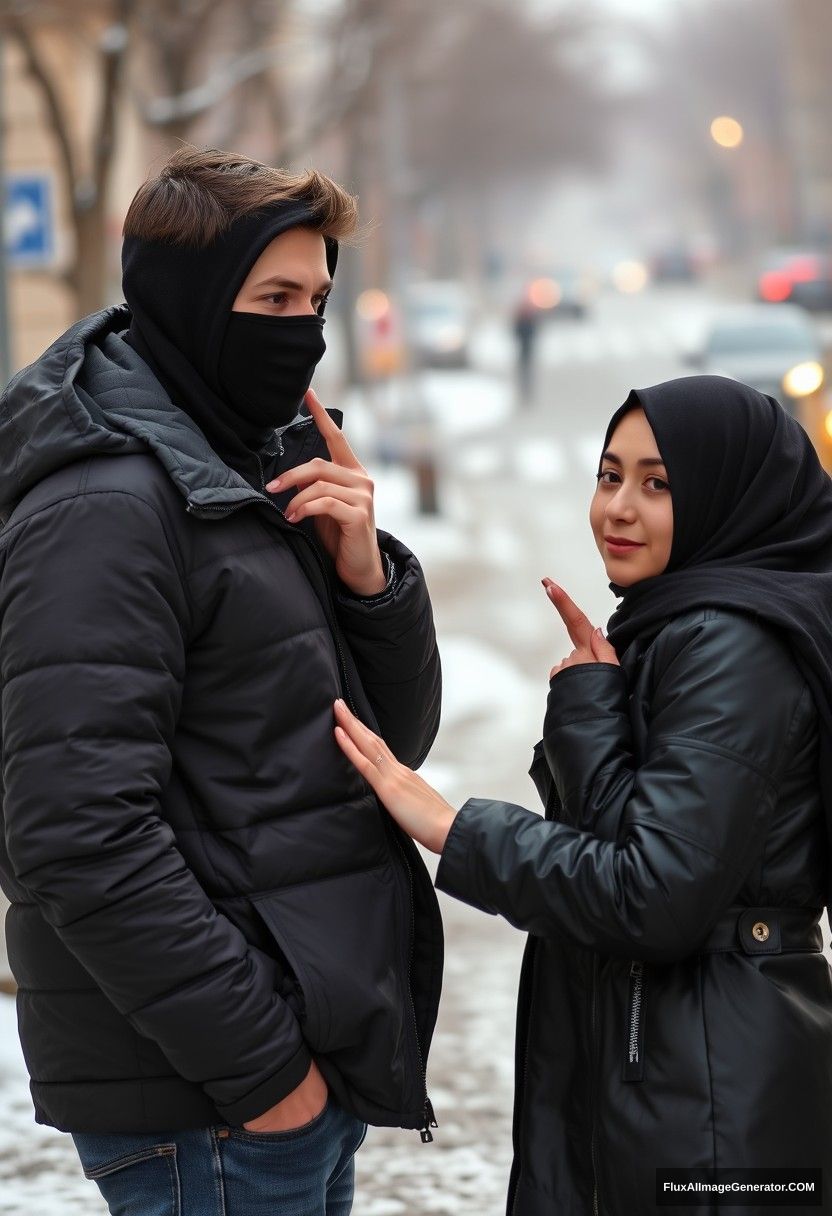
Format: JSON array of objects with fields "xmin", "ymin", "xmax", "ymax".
[{"xmin": 333, "ymin": 375, "xmax": 832, "ymax": 1216}]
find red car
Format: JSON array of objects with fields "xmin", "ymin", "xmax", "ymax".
[{"xmin": 757, "ymin": 248, "xmax": 832, "ymax": 311}]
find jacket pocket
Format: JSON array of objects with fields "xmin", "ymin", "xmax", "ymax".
[
  {"xmin": 250, "ymin": 863, "xmax": 417, "ymax": 1109},
  {"xmin": 623, "ymin": 960, "xmax": 646, "ymax": 1082}
]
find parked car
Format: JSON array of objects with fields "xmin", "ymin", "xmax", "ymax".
[
  {"xmin": 405, "ymin": 280, "xmax": 473, "ymax": 368},
  {"xmin": 690, "ymin": 304, "xmax": 832, "ymax": 471},
  {"xmin": 756, "ymin": 248, "xmax": 832, "ymax": 311}
]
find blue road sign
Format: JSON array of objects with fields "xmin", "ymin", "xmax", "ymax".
[{"xmin": 5, "ymin": 173, "xmax": 55, "ymax": 267}]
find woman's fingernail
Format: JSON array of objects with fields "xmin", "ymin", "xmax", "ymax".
[
  {"xmin": 286, "ymin": 512, "xmax": 297, "ymax": 523},
  {"xmin": 335, "ymin": 698, "xmax": 345, "ymax": 709},
  {"xmin": 268, "ymin": 478, "xmax": 281, "ymax": 490}
]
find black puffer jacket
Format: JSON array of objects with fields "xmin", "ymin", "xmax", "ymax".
[
  {"xmin": 437, "ymin": 608, "xmax": 832, "ymax": 1216},
  {"xmin": 0, "ymin": 307, "xmax": 443, "ymax": 1135}
]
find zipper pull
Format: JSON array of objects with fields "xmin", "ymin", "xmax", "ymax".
[{"xmin": 419, "ymin": 1097, "xmax": 438, "ymax": 1142}]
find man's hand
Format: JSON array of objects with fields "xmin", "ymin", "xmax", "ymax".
[
  {"xmin": 242, "ymin": 1060, "xmax": 329, "ymax": 1133},
  {"xmin": 542, "ymin": 578, "xmax": 619, "ymax": 679},
  {"xmin": 265, "ymin": 388, "xmax": 387, "ymax": 597}
]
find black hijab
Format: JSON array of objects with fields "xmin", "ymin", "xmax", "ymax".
[
  {"xmin": 603, "ymin": 374, "xmax": 832, "ymax": 916},
  {"xmin": 122, "ymin": 202, "xmax": 338, "ymax": 479}
]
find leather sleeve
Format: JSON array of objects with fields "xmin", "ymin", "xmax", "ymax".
[{"xmin": 436, "ymin": 613, "xmax": 809, "ymax": 963}]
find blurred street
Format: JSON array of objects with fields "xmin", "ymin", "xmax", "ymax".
[{"xmin": 2, "ymin": 277, "xmax": 830, "ymax": 1215}]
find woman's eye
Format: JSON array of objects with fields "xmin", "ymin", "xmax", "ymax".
[
  {"xmin": 596, "ymin": 469, "xmax": 620, "ymax": 485},
  {"xmin": 266, "ymin": 293, "xmax": 288, "ymax": 306},
  {"xmin": 315, "ymin": 293, "xmax": 331, "ymax": 313},
  {"xmin": 645, "ymin": 476, "xmax": 670, "ymax": 492}
]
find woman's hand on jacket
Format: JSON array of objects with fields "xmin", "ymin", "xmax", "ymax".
[
  {"xmin": 542, "ymin": 578, "xmax": 619, "ymax": 679},
  {"xmin": 333, "ymin": 700, "xmax": 457, "ymax": 853}
]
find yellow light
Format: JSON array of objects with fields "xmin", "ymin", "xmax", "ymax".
[
  {"xmin": 528, "ymin": 277, "xmax": 561, "ymax": 309},
  {"xmin": 356, "ymin": 289, "xmax": 391, "ymax": 322},
  {"xmin": 710, "ymin": 116, "xmax": 744, "ymax": 149},
  {"xmin": 782, "ymin": 361, "xmax": 824, "ymax": 398},
  {"xmin": 824, "ymin": 411, "xmax": 832, "ymax": 442},
  {"xmin": 612, "ymin": 260, "xmax": 648, "ymax": 294}
]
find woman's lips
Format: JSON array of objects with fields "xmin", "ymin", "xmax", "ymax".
[{"xmin": 604, "ymin": 536, "xmax": 645, "ymax": 555}]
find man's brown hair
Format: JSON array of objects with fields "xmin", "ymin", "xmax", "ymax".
[{"xmin": 123, "ymin": 146, "xmax": 358, "ymax": 248}]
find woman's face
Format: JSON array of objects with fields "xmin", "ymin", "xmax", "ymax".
[{"xmin": 589, "ymin": 407, "xmax": 673, "ymax": 587}]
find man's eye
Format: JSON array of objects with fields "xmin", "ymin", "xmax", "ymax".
[
  {"xmin": 315, "ymin": 293, "xmax": 331, "ymax": 313},
  {"xmin": 267, "ymin": 293, "xmax": 288, "ymax": 306}
]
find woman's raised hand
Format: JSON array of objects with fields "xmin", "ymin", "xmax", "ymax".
[
  {"xmin": 542, "ymin": 578, "xmax": 619, "ymax": 680},
  {"xmin": 332, "ymin": 700, "xmax": 458, "ymax": 854}
]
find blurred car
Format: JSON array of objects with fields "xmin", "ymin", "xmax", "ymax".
[
  {"xmin": 756, "ymin": 248, "xmax": 832, "ymax": 311},
  {"xmin": 649, "ymin": 245, "xmax": 699, "ymax": 283},
  {"xmin": 689, "ymin": 304, "xmax": 832, "ymax": 471},
  {"xmin": 405, "ymin": 280, "xmax": 473, "ymax": 368}
]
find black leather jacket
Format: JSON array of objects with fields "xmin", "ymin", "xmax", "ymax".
[
  {"xmin": 437, "ymin": 607, "xmax": 832, "ymax": 1215},
  {"xmin": 0, "ymin": 307, "xmax": 443, "ymax": 1135}
]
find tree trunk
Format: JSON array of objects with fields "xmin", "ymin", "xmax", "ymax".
[{"xmin": 73, "ymin": 202, "xmax": 111, "ymax": 318}]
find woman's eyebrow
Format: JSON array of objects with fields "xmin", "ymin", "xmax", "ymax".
[{"xmin": 601, "ymin": 450, "xmax": 666, "ymax": 468}]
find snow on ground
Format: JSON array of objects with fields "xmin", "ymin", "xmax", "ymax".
[{"xmin": 0, "ymin": 995, "xmax": 108, "ymax": 1214}]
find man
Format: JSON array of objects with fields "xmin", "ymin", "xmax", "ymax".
[{"xmin": 0, "ymin": 147, "xmax": 443, "ymax": 1216}]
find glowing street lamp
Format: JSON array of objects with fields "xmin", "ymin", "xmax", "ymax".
[{"xmin": 710, "ymin": 116, "xmax": 744, "ymax": 149}]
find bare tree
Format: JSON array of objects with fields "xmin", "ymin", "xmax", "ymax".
[
  {"xmin": 3, "ymin": 0, "xmax": 133, "ymax": 315},
  {"xmin": 131, "ymin": 0, "xmax": 290, "ymax": 152},
  {"xmin": 3, "ymin": 0, "xmax": 299, "ymax": 314}
]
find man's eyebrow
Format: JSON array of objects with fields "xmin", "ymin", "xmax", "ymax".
[
  {"xmin": 252, "ymin": 275, "xmax": 334, "ymax": 293},
  {"xmin": 601, "ymin": 450, "xmax": 666, "ymax": 468}
]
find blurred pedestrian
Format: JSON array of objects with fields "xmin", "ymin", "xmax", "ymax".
[
  {"xmin": 512, "ymin": 288, "xmax": 540, "ymax": 404},
  {"xmin": 0, "ymin": 147, "xmax": 443, "ymax": 1216},
  {"xmin": 334, "ymin": 375, "xmax": 832, "ymax": 1215}
]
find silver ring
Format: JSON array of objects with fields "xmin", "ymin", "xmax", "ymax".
[{"xmin": 375, "ymin": 753, "xmax": 384, "ymax": 767}]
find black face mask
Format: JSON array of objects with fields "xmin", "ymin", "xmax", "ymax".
[{"xmin": 216, "ymin": 312, "xmax": 327, "ymax": 431}]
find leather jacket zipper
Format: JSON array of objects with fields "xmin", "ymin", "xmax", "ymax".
[
  {"xmin": 591, "ymin": 953, "xmax": 600, "ymax": 1216},
  {"xmin": 624, "ymin": 961, "xmax": 645, "ymax": 1082}
]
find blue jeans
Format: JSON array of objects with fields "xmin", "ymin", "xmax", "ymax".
[{"xmin": 70, "ymin": 1099, "xmax": 367, "ymax": 1216}]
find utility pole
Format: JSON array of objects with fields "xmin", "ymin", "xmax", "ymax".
[{"xmin": 381, "ymin": 55, "xmax": 440, "ymax": 514}]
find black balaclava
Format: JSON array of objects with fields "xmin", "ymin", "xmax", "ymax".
[
  {"xmin": 122, "ymin": 201, "xmax": 338, "ymax": 480},
  {"xmin": 601, "ymin": 374, "xmax": 832, "ymax": 926}
]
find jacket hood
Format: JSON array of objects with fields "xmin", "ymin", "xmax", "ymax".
[{"xmin": 0, "ymin": 305, "xmax": 310, "ymax": 525}]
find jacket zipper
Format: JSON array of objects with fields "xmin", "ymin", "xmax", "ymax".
[
  {"xmin": 389, "ymin": 825, "xmax": 436, "ymax": 1142},
  {"xmin": 591, "ymin": 953, "xmax": 600, "ymax": 1216},
  {"xmin": 271, "ymin": 454, "xmax": 436, "ymax": 1138},
  {"xmin": 509, "ymin": 940, "xmax": 537, "ymax": 1216},
  {"xmin": 187, "ymin": 445, "xmax": 433, "ymax": 1133},
  {"xmin": 624, "ymin": 961, "xmax": 645, "ymax": 1082}
]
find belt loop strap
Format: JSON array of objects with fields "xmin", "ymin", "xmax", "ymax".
[{"xmin": 737, "ymin": 908, "xmax": 782, "ymax": 955}]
